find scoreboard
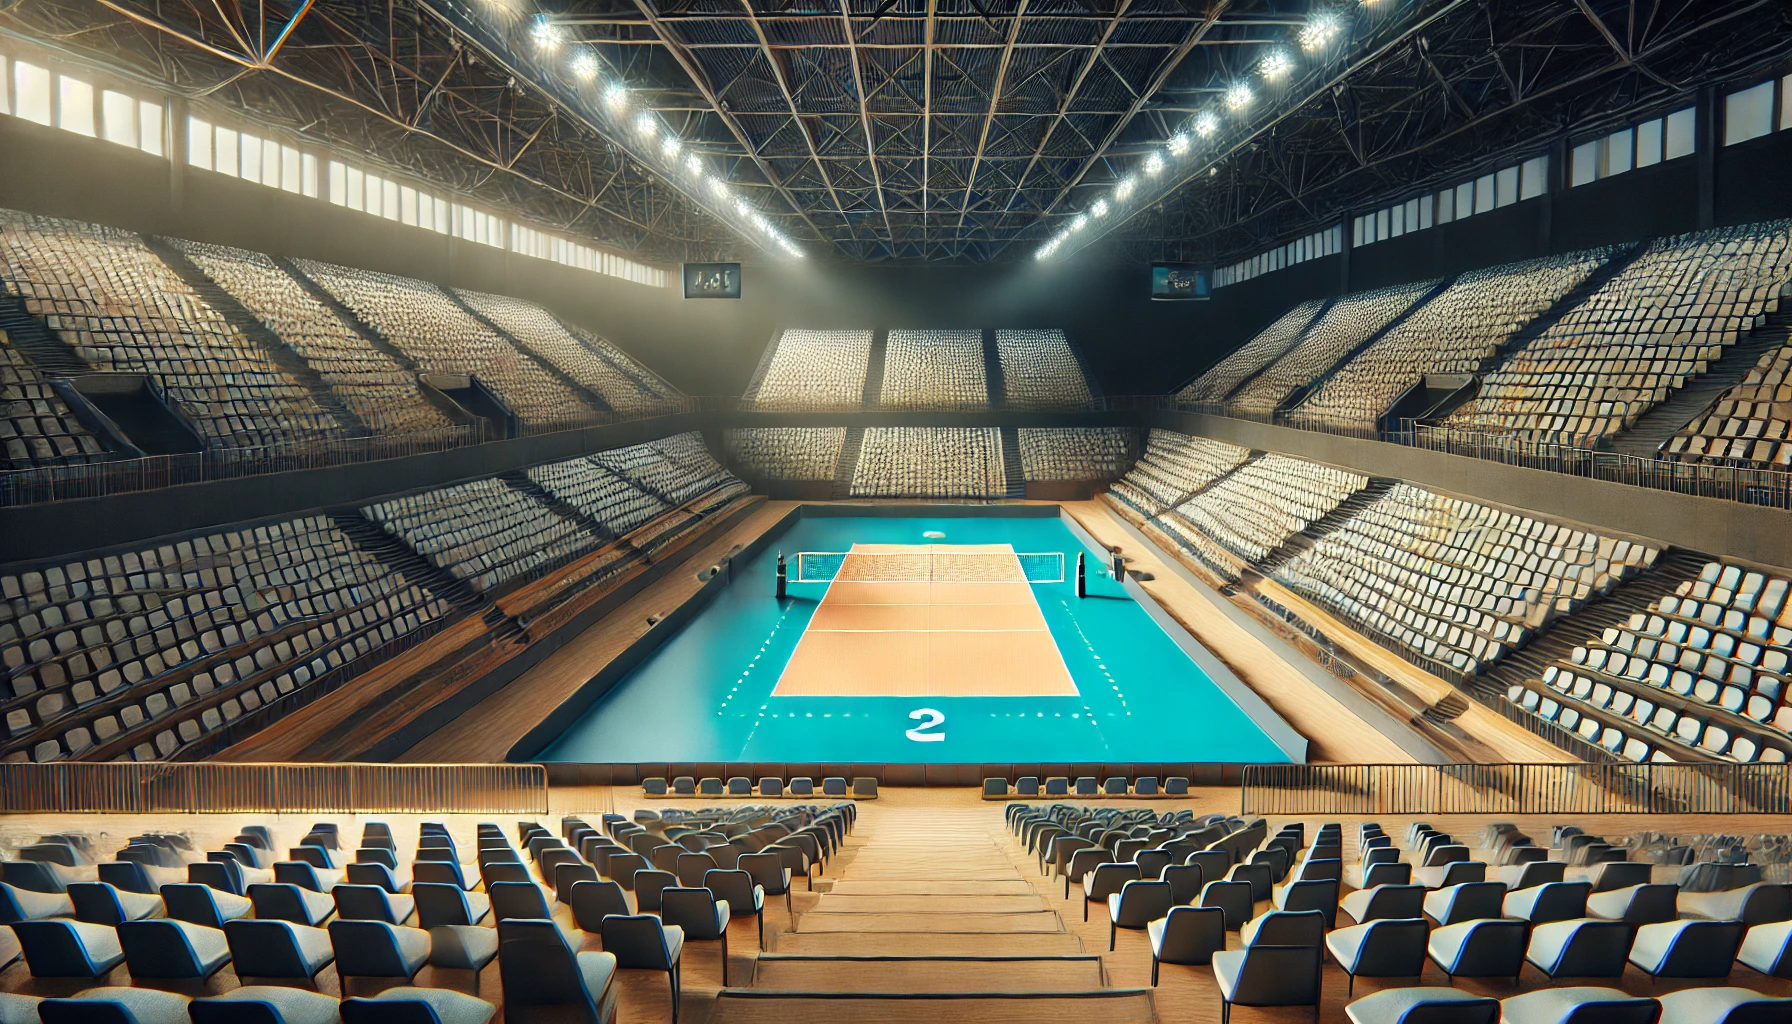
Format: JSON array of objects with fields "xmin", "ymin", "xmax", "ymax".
[{"xmin": 683, "ymin": 262, "xmax": 742, "ymax": 299}]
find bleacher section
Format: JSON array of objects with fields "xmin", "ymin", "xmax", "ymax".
[
  {"xmin": 1667, "ymin": 331, "xmax": 1792, "ymax": 466},
  {"xmin": 1505, "ymin": 559, "xmax": 1792, "ymax": 764},
  {"xmin": 1016, "ymin": 427, "xmax": 1134, "ymax": 481},
  {"xmin": 0, "ymin": 211, "xmax": 346, "ymax": 448},
  {"xmin": 0, "ymin": 515, "xmax": 451, "ymax": 763},
  {"xmin": 1153, "ymin": 454, "xmax": 1368, "ymax": 581},
  {"xmin": 996, "ymin": 330, "xmax": 1094, "ymax": 410},
  {"xmin": 1447, "ymin": 221, "xmax": 1792, "ymax": 446},
  {"xmin": 745, "ymin": 330, "xmax": 873, "ymax": 411},
  {"xmin": 1, "ymin": 329, "xmax": 107, "ymax": 469},
  {"xmin": 171, "ymin": 240, "xmax": 450, "ymax": 436},
  {"xmin": 1106, "ymin": 429, "xmax": 1250, "ymax": 518},
  {"xmin": 879, "ymin": 330, "xmax": 989, "ymax": 410},
  {"xmin": 0, "ymin": 431, "xmax": 748, "ymax": 763},
  {"xmin": 1295, "ymin": 253, "xmax": 1609, "ymax": 425},
  {"xmin": 851, "ymin": 427, "xmax": 1004, "ymax": 497},
  {"xmin": 292, "ymin": 259, "xmax": 595, "ymax": 429},
  {"xmin": 724, "ymin": 427, "xmax": 847, "ymax": 481},
  {"xmin": 454, "ymin": 289, "xmax": 678, "ymax": 414},
  {"xmin": 1176, "ymin": 300, "xmax": 1324, "ymax": 403},
  {"xmin": 1273, "ymin": 483, "xmax": 1658, "ymax": 677},
  {"xmin": 1227, "ymin": 282, "xmax": 1436, "ymax": 414}
]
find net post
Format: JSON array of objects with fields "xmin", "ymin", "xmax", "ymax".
[
  {"xmin": 1076, "ymin": 552, "xmax": 1086, "ymax": 598},
  {"xmin": 776, "ymin": 551, "xmax": 787, "ymax": 599}
]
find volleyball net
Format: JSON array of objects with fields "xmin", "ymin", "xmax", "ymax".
[{"xmin": 793, "ymin": 550, "xmax": 1065, "ymax": 584}]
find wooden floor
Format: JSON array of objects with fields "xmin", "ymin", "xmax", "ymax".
[{"xmin": 9, "ymin": 787, "xmax": 1792, "ymax": 1023}]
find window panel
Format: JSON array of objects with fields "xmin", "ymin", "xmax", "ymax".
[
  {"xmin": 0, "ymin": 55, "xmax": 8, "ymax": 116},
  {"xmin": 188, "ymin": 117, "xmax": 213, "ymax": 169},
  {"xmin": 1665, "ymin": 107, "xmax": 1696, "ymax": 159},
  {"xmin": 1434, "ymin": 190, "xmax": 1453, "ymax": 224},
  {"xmin": 1635, "ymin": 119, "xmax": 1663, "ymax": 167},
  {"xmin": 282, "ymin": 145, "xmax": 302, "ymax": 192},
  {"xmin": 1571, "ymin": 140, "xmax": 1599, "ymax": 185},
  {"xmin": 1474, "ymin": 173, "xmax": 1495, "ymax": 213},
  {"xmin": 214, "ymin": 127, "xmax": 238, "ymax": 176},
  {"xmin": 301, "ymin": 153, "xmax": 319, "ymax": 198},
  {"xmin": 1724, "ymin": 81, "xmax": 1773, "ymax": 145},
  {"xmin": 14, "ymin": 62, "xmax": 51, "ymax": 125},
  {"xmin": 1376, "ymin": 207, "xmax": 1389, "ymax": 239},
  {"xmin": 1783, "ymin": 74, "xmax": 1792, "ymax": 131},
  {"xmin": 1417, "ymin": 196, "xmax": 1433, "ymax": 230},
  {"xmin": 1390, "ymin": 203, "xmax": 1405, "ymax": 236},
  {"xmin": 57, "ymin": 76, "xmax": 95, "ymax": 136},
  {"xmin": 101, "ymin": 90, "xmax": 136, "ymax": 148},
  {"xmin": 1604, "ymin": 128, "xmax": 1633, "ymax": 176},
  {"xmin": 1495, "ymin": 166, "xmax": 1519, "ymax": 206},
  {"xmin": 1455, "ymin": 182, "xmax": 1473, "ymax": 218},
  {"xmin": 139, "ymin": 101, "xmax": 163, "ymax": 156},
  {"xmin": 328, "ymin": 161, "xmax": 347, "ymax": 204},
  {"xmin": 260, "ymin": 138, "xmax": 280, "ymax": 186},
  {"xmin": 434, "ymin": 198, "xmax": 449, "ymax": 233},
  {"xmin": 1520, "ymin": 155, "xmax": 1547, "ymax": 199},
  {"xmin": 239, "ymin": 133, "xmax": 262, "ymax": 183},
  {"xmin": 1404, "ymin": 197, "xmax": 1420, "ymax": 230},
  {"xmin": 401, "ymin": 186, "xmax": 419, "ymax": 226},
  {"xmin": 346, "ymin": 166, "xmax": 364, "ymax": 210},
  {"xmin": 1352, "ymin": 216, "xmax": 1364, "ymax": 247}
]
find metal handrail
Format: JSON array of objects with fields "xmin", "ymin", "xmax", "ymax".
[
  {"xmin": 1242, "ymin": 763, "xmax": 1792, "ymax": 815},
  {"xmin": 0, "ymin": 762, "xmax": 547, "ymax": 813}
]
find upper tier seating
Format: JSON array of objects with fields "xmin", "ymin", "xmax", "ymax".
[
  {"xmin": 1507, "ymin": 560, "xmax": 1792, "ymax": 764},
  {"xmin": 1273, "ymin": 483, "xmax": 1658, "ymax": 676},
  {"xmin": 453, "ymin": 289, "xmax": 679, "ymax": 415},
  {"xmin": 1296, "ymin": 253, "xmax": 1608, "ymax": 425},
  {"xmin": 0, "ymin": 516, "xmax": 448, "ymax": 763},
  {"xmin": 1107, "ymin": 429, "xmax": 1250, "ymax": 518},
  {"xmin": 588, "ymin": 433, "xmax": 748, "ymax": 507},
  {"xmin": 525, "ymin": 456, "xmax": 673, "ymax": 537},
  {"xmin": 1228, "ymin": 282, "xmax": 1436, "ymax": 414},
  {"xmin": 1667, "ymin": 336, "xmax": 1792, "ymax": 467},
  {"xmin": 996, "ymin": 330, "xmax": 1093, "ymax": 410},
  {"xmin": 0, "ymin": 211, "xmax": 344, "ymax": 448},
  {"xmin": 1153, "ymin": 454, "xmax": 1367, "ymax": 580},
  {"xmin": 1, "ymin": 329, "xmax": 106, "ymax": 470},
  {"xmin": 1017, "ymin": 427, "xmax": 1134, "ymax": 481},
  {"xmin": 1177, "ymin": 300, "xmax": 1324, "ymax": 403},
  {"xmin": 1448, "ymin": 221, "xmax": 1792, "ymax": 446},
  {"xmin": 879, "ymin": 330, "xmax": 989, "ymax": 410},
  {"xmin": 361, "ymin": 478, "xmax": 601, "ymax": 594},
  {"xmin": 851, "ymin": 427, "xmax": 1004, "ymax": 497},
  {"xmin": 723, "ymin": 428, "xmax": 846, "ymax": 481},
  {"xmin": 171, "ymin": 240, "xmax": 449, "ymax": 436},
  {"xmin": 294, "ymin": 259, "xmax": 594, "ymax": 429},
  {"xmin": 745, "ymin": 330, "xmax": 873, "ymax": 411}
]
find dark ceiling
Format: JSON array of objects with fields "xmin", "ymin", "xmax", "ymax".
[{"xmin": 6, "ymin": 0, "xmax": 1789, "ymax": 265}]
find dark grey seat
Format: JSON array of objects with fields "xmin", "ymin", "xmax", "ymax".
[
  {"xmin": 1326, "ymin": 918, "xmax": 1429, "ymax": 997},
  {"xmin": 1212, "ymin": 943, "xmax": 1322, "ymax": 1024},
  {"xmin": 1627, "ymin": 919, "xmax": 1747, "ymax": 980},
  {"xmin": 1343, "ymin": 987, "xmax": 1498, "ymax": 1024},
  {"xmin": 117, "ymin": 919, "xmax": 231, "ymax": 982},
  {"xmin": 1656, "ymin": 987, "xmax": 1792, "ymax": 1024},
  {"xmin": 600, "ymin": 914, "xmax": 683, "ymax": 1024},
  {"xmin": 1107, "ymin": 880, "xmax": 1173, "ymax": 950},
  {"xmin": 1428, "ymin": 918, "xmax": 1527, "ymax": 981},
  {"xmin": 1147, "ymin": 905, "xmax": 1226, "ymax": 984},
  {"xmin": 500, "ymin": 919, "xmax": 619, "ymax": 1024},
  {"xmin": 342, "ymin": 987, "xmax": 497, "ymax": 1024},
  {"xmin": 1525, "ymin": 919, "xmax": 1633, "ymax": 981},
  {"xmin": 1498, "ymin": 987, "xmax": 1661, "ymax": 1024}
]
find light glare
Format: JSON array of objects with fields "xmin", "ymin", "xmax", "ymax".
[
  {"xmin": 1195, "ymin": 111, "xmax": 1219, "ymax": 136},
  {"xmin": 1225, "ymin": 83, "xmax": 1253, "ymax": 109},
  {"xmin": 1301, "ymin": 13, "xmax": 1341, "ymax": 51},
  {"xmin": 1259, "ymin": 50, "xmax": 1293, "ymax": 80},
  {"xmin": 1144, "ymin": 153, "xmax": 1165, "ymax": 176},
  {"xmin": 634, "ymin": 113, "xmax": 657, "ymax": 137},
  {"xmin": 570, "ymin": 52, "xmax": 598, "ymax": 81},
  {"xmin": 1167, "ymin": 132, "xmax": 1191, "ymax": 155}
]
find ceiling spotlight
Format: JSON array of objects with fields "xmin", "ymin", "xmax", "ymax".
[
  {"xmin": 1091, "ymin": 199, "xmax": 1109, "ymax": 218},
  {"xmin": 634, "ymin": 113, "xmax": 657, "ymax": 137},
  {"xmin": 1259, "ymin": 50, "xmax": 1293, "ymax": 80},
  {"xmin": 708, "ymin": 178, "xmax": 727, "ymax": 196},
  {"xmin": 734, "ymin": 196, "xmax": 752, "ymax": 216},
  {"xmin": 1195, "ymin": 110, "xmax": 1219, "ymax": 136},
  {"xmin": 661, "ymin": 136, "xmax": 681, "ymax": 158},
  {"xmin": 530, "ymin": 15, "xmax": 564, "ymax": 51},
  {"xmin": 605, "ymin": 83, "xmax": 628, "ymax": 109},
  {"xmin": 1301, "ymin": 12, "xmax": 1341, "ymax": 51},
  {"xmin": 684, "ymin": 153, "xmax": 703, "ymax": 175},
  {"xmin": 1225, "ymin": 83, "xmax": 1254, "ymax": 109},
  {"xmin": 1167, "ymin": 133, "xmax": 1191, "ymax": 156},
  {"xmin": 1144, "ymin": 153, "xmax": 1165, "ymax": 176},
  {"xmin": 570, "ymin": 51, "xmax": 597, "ymax": 81},
  {"xmin": 1071, "ymin": 215, "xmax": 1088, "ymax": 232},
  {"xmin": 1115, "ymin": 176, "xmax": 1136, "ymax": 201}
]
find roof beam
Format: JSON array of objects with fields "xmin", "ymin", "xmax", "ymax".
[
  {"xmin": 839, "ymin": 0, "xmax": 896, "ymax": 252},
  {"xmin": 953, "ymin": 0, "xmax": 1031, "ymax": 241}
]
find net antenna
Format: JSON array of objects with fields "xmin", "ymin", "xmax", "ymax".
[{"xmin": 792, "ymin": 551, "xmax": 1065, "ymax": 584}]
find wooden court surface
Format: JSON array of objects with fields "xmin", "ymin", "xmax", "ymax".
[{"xmin": 773, "ymin": 543, "xmax": 1078, "ymax": 697}]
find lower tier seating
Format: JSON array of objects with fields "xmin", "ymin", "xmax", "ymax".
[
  {"xmin": 851, "ymin": 427, "xmax": 1004, "ymax": 497},
  {"xmin": 723, "ymin": 428, "xmax": 847, "ymax": 481},
  {"xmin": 1667, "ymin": 334, "xmax": 1792, "ymax": 467},
  {"xmin": 0, "ymin": 330, "xmax": 106, "ymax": 470},
  {"xmin": 1106, "ymin": 429, "xmax": 1251, "ymax": 518},
  {"xmin": 1152, "ymin": 454, "xmax": 1367, "ymax": 580},
  {"xmin": 1273, "ymin": 483, "xmax": 1658, "ymax": 677},
  {"xmin": 745, "ymin": 330, "xmax": 873, "ymax": 411},
  {"xmin": 1017, "ymin": 427, "xmax": 1134, "ymax": 481}
]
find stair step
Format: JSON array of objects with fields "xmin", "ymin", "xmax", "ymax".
[
  {"xmin": 833, "ymin": 427, "xmax": 867, "ymax": 499},
  {"xmin": 749, "ymin": 955, "xmax": 1106, "ymax": 994},
  {"xmin": 862, "ymin": 331, "xmax": 889, "ymax": 408},
  {"xmin": 999, "ymin": 427, "xmax": 1026, "ymax": 498},
  {"xmin": 0, "ymin": 293, "xmax": 90, "ymax": 375},
  {"xmin": 446, "ymin": 289, "xmax": 610, "ymax": 414},
  {"xmin": 710, "ymin": 991, "xmax": 1155, "ymax": 1024},
  {"xmin": 983, "ymin": 329, "xmax": 1007, "ymax": 408},
  {"xmin": 1253, "ymin": 478, "xmax": 1397, "ymax": 577},
  {"xmin": 1473, "ymin": 242, "xmax": 1650, "ymax": 379}
]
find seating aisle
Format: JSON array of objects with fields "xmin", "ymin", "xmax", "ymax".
[{"xmin": 715, "ymin": 801, "xmax": 1157, "ymax": 1024}]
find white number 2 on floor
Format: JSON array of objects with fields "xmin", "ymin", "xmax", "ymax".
[{"xmin": 905, "ymin": 708, "xmax": 946, "ymax": 742}]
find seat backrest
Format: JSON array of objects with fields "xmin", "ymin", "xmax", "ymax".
[
  {"xmin": 188, "ymin": 860, "xmax": 244, "ymax": 896},
  {"xmin": 705, "ymin": 869, "xmax": 758, "ymax": 914},
  {"xmin": 1246, "ymin": 910, "xmax": 1325, "ymax": 947},
  {"xmin": 273, "ymin": 862, "xmax": 325, "ymax": 892},
  {"xmin": 1228, "ymin": 945, "xmax": 1322, "ymax": 1006},
  {"xmin": 500, "ymin": 920, "xmax": 598, "ymax": 1018},
  {"xmin": 490, "ymin": 881, "xmax": 553, "ymax": 922},
  {"xmin": 341, "ymin": 996, "xmax": 449, "ymax": 1024},
  {"xmin": 634, "ymin": 870, "xmax": 677, "ymax": 912},
  {"xmin": 329, "ymin": 920, "xmax": 412, "ymax": 977},
  {"xmin": 223, "ymin": 920, "xmax": 309, "ymax": 979},
  {"xmin": 599, "ymin": 914, "xmax": 673, "ymax": 970},
  {"xmin": 247, "ymin": 883, "xmax": 314, "ymax": 925},
  {"xmin": 739, "ymin": 853, "xmax": 788, "ymax": 894},
  {"xmin": 570, "ymin": 880, "xmax": 631, "ymax": 932},
  {"xmin": 3, "ymin": 861, "xmax": 66, "ymax": 894},
  {"xmin": 67, "ymin": 883, "xmax": 126, "ymax": 927},
  {"xmin": 1087, "ymin": 863, "xmax": 1141, "ymax": 898},
  {"xmin": 413, "ymin": 883, "xmax": 475, "ymax": 929},
  {"xmin": 13, "ymin": 920, "xmax": 103, "ymax": 977}
]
